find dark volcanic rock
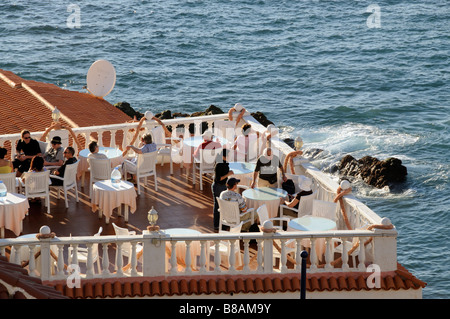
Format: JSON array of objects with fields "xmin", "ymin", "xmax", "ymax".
[
  {"xmin": 114, "ymin": 101, "xmax": 144, "ymax": 119},
  {"xmin": 251, "ymin": 111, "xmax": 274, "ymax": 127},
  {"xmin": 338, "ymin": 155, "xmax": 407, "ymax": 189}
]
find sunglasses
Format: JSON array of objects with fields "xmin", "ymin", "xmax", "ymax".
[{"xmin": 23, "ymin": 136, "xmax": 31, "ymax": 140}]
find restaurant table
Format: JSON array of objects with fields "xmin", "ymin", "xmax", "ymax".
[
  {"xmin": 228, "ymin": 162, "xmax": 255, "ymax": 187},
  {"xmin": 91, "ymin": 180, "xmax": 137, "ymax": 224},
  {"xmin": 287, "ymin": 215, "xmax": 337, "ymax": 261},
  {"xmin": 182, "ymin": 135, "xmax": 228, "ymax": 166},
  {"xmin": 77, "ymin": 147, "xmax": 124, "ymax": 182},
  {"xmin": 9, "ymin": 233, "xmax": 59, "ymax": 274},
  {"xmin": 242, "ymin": 187, "xmax": 288, "ymax": 219},
  {"xmin": 164, "ymin": 228, "xmax": 204, "ymax": 271},
  {"xmin": 0, "ymin": 193, "xmax": 29, "ymax": 238}
]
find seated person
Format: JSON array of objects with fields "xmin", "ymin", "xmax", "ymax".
[
  {"xmin": 50, "ymin": 147, "xmax": 77, "ymax": 186},
  {"xmin": 219, "ymin": 177, "xmax": 252, "ymax": 231},
  {"xmin": 13, "ymin": 130, "xmax": 42, "ymax": 177},
  {"xmin": 87, "ymin": 141, "xmax": 108, "ymax": 159},
  {"xmin": 193, "ymin": 131, "xmax": 222, "ymax": 160},
  {"xmin": 250, "ymin": 147, "xmax": 287, "ymax": 188},
  {"xmin": 284, "ymin": 176, "xmax": 313, "ymax": 217},
  {"xmin": 232, "ymin": 123, "xmax": 258, "ymax": 162},
  {"xmin": 123, "ymin": 133, "xmax": 157, "ymax": 180},
  {"xmin": 22, "ymin": 156, "xmax": 47, "ymax": 202},
  {"xmin": 43, "ymin": 136, "xmax": 64, "ymax": 167},
  {"xmin": 0, "ymin": 147, "xmax": 13, "ymax": 173}
]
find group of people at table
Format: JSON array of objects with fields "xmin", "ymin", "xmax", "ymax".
[{"xmin": 0, "ymin": 104, "xmax": 313, "ymax": 234}]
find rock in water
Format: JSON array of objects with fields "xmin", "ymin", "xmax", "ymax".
[
  {"xmin": 114, "ymin": 101, "xmax": 144, "ymax": 119},
  {"xmin": 338, "ymin": 155, "xmax": 407, "ymax": 189},
  {"xmin": 251, "ymin": 111, "xmax": 274, "ymax": 127}
]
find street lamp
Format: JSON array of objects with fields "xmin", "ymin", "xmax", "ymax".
[
  {"xmin": 294, "ymin": 136, "xmax": 303, "ymax": 151},
  {"xmin": 52, "ymin": 107, "xmax": 61, "ymax": 123},
  {"xmin": 147, "ymin": 206, "xmax": 160, "ymax": 232}
]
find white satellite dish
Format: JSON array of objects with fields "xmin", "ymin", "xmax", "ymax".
[{"xmin": 86, "ymin": 60, "xmax": 116, "ymax": 98}]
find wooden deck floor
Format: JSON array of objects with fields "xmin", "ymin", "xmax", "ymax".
[{"xmin": 3, "ymin": 163, "xmax": 217, "ymax": 239}]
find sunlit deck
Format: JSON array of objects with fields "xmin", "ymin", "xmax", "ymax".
[{"xmin": 3, "ymin": 162, "xmax": 215, "ymax": 239}]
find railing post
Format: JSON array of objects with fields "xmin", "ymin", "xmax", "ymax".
[
  {"xmin": 39, "ymin": 238, "xmax": 52, "ymax": 281},
  {"xmin": 371, "ymin": 228, "xmax": 397, "ymax": 271},
  {"xmin": 300, "ymin": 250, "xmax": 308, "ymax": 300},
  {"xmin": 142, "ymin": 230, "xmax": 168, "ymax": 276},
  {"xmin": 263, "ymin": 233, "xmax": 274, "ymax": 273}
]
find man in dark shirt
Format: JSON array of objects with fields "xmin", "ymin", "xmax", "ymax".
[
  {"xmin": 13, "ymin": 130, "xmax": 42, "ymax": 176},
  {"xmin": 250, "ymin": 147, "xmax": 287, "ymax": 188},
  {"xmin": 211, "ymin": 149, "xmax": 234, "ymax": 231},
  {"xmin": 50, "ymin": 147, "xmax": 77, "ymax": 186}
]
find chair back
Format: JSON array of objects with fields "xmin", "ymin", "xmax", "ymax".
[
  {"xmin": 23, "ymin": 171, "xmax": 50, "ymax": 197},
  {"xmin": 151, "ymin": 126, "xmax": 165, "ymax": 145},
  {"xmin": 112, "ymin": 223, "xmax": 132, "ymax": 256},
  {"xmin": 136, "ymin": 152, "xmax": 157, "ymax": 175},
  {"xmin": 312, "ymin": 199, "xmax": 338, "ymax": 221},
  {"xmin": 38, "ymin": 141, "xmax": 49, "ymax": 154},
  {"xmin": 88, "ymin": 158, "xmax": 112, "ymax": 180},
  {"xmin": 297, "ymin": 191, "xmax": 316, "ymax": 217},
  {"xmin": 284, "ymin": 173, "xmax": 301, "ymax": 193},
  {"xmin": 92, "ymin": 227, "xmax": 103, "ymax": 257},
  {"xmin": 217, "ymin": 197, "xmax": 241, "ymax": 227},
  {"xmin": 0, "ymin": 172, "xmax": 17, "ymax": 193},
  {"xmin": 199, "ymin": 148, "xmax": 223, "ymax": 169},
  {"xmin": 256, "ymin": 204, "xmax": 270, "ymax": 225},
  {"xmin": 62, "ymin": 161, "xmax": 79, "ymax": 188}
]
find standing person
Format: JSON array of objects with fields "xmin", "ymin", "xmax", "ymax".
[
  {"xmin": 0, "ymin": 147, "xmax": 13, "ymax": 174},
  {"xmin": 211, "ymin": 149, "xmax": 234, "ymax": 232},
  {"xmin": 250, "ymin": 147, "xmax": 287, "ymax": 188},
  {"xmin": 13, "ymin": 130, "xmax": 42, "ymax": 177},
  {"xmin": 50, "ymin": 147, "xmax": 77, "ymax": 186},
  {"xmin": 43, "ymin": 136, "xmax": 64, "ymax": 167}
]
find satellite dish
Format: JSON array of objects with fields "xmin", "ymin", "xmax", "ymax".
[{"xmin": 86, "ymin": 60, "xmax": 116, "ymax": 98}]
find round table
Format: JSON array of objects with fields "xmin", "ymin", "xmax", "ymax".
[
  {"xmin": 0, "ymin": 193, "xmax": 29, "ymax": 237},
  {"xmin": 242, "ymin": 187, "xmax": 288, "ymax": 219},
  {"xmin": 182, "ymin": 136, "xmax": 227, "ymax": 165},
  {"xmin": 228, "ymin": 162, "xmax": 255, "ymax": 187},
  {"xmin": 164, "ymin": 228, "xmax": 203, "ymax": 270},
  {"xmin": 77, "ymin": 147, "xmax": 124, "ymax": 181},
  {"xmin": 91, "ymin": 180, "xmax": 137, "ymax": 224},
  {"xmin": 288, "ymin": 216, "xmax": 337, "ymax": 262}
]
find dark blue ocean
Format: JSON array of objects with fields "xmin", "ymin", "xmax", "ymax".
[{"xmin": 1, "ymin": 0, "xmax": 448, "ymax": 298}]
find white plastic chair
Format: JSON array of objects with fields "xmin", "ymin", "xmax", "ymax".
[
  {"xmin": 256, "ymin": 204, "xmax": 296, "ymax": 268},
  {"xmin": 50, "ymin": 161, "xmax": 79, "ymax": 208},
  {"xmin": 311, "ymin": 199, "xmax": 338, "ymax": 221},
  {"xmin": 0, "ymin": 172, "xmax": 20, "ymax": 193},
  {"xmin": 68, "ymin": 227, "xmax": 103, "ymax": 274},
  {"xmin": 151, "ymin": 126, "xmax": 173, "ymax": 174},
  {"xmin": 123, "ymin": 151, "xmax": 158, "ymax": 195},
  {"xmin": 193, "ymin": 148, "xmax": 223, "ymax": 191},
  {"xmin": 21, "ymin": 170, "xmax": 51, "ymax": 214},
  {"xmin": 279, "ymin": 191, "xmax": 316, "ymax": 219},
  {"xmin": 38, "ymin": 141, "xmax": 48, "ymax": 155},
  {"xmin": 112, "ymin": 223, "xmax": 143, "ymax": 265},
  {"xmin": 87, "ymin": 158, "xmax": 111, "ymax": 197},
  {"xmin": 217, "ymin": 197, "xmax": 255, "ymax": 230},
  {"xmin": 209, "ymin": 221, "xmax": 244, "ymax": 268}
]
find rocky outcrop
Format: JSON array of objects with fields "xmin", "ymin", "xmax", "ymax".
[
  {"xmin": 251, "ymin": 111, "xmax": 274, "ymax": 127},
  {"xmin": 338, "ymin": 155, "xmax": 407, "ymax": 188},
  {"xmin": 114, "ymin": 101, "xmax": 144, "ymax": 119}
]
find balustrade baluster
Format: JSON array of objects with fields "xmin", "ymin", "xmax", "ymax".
[
  {"xmin": 57, "ymin": 245, "xmax": 65, "ymax": 277},
  {"xmin": 170, "ymin": 241, "xmax": 178, "ymax": 274},
  {"xmin": 199, "ymin": 241, "xmax": 207, "ymax": 273},
  {"xmin": 13, "ymin": 245, "xmax": 20, "ymax": 265},
  {"xmin": 280, "ymin": 239, "xmax": 287, "ymax": 272},
  {"xmin": 324, "ymin": 238, "xmax": 333, "ymax": 271},
  {"xmin": 243, "ymin": 239, "xmax": 250, "ymax": 272},
  {"xmin": 342, "ymin": 237, "xmax": 350, "ymax": 271},
  {"xmin": 214, "ymin": 240, "xmax": 221, "ymax": 273},
  {"xmin": 101, "ymin": 243, "xmax": 109, "ymax": 276},
  {"xmin": 185, "ymin": 240, "xmax": 192, "ymax": 274},
  {"xmin": 295, "ymin": 239, "xmax": 302, "ymax": 272},
  {"xmin": 72, "ymin": 244, "xmax": 79, "ymax": 268},
  {"xmin": 130, "ymin": 242, "xmax": 138, "ymax": 276},
  {"xmin": 28, "ymin": 245, "xmax": 36, "ymax": 276},
  {"xmin": 310, "ymin": 239, "xmax": 318, "ymax": 271},
  {"xmin": 257, "ymin": 239, "xmax": 263, "ymax": 273},
  {"xmin": 357, "ymin": 237, "xmax": 366, "ymax": 271},
  {"xmin": 86, "ymin": 243, "xmax": 94, "ymax": 278},
  {"xmin": 229, "ymin": 239, "xmax": 236, "ymax": 272},
  {"xmin": 110, "ymin": 130, "xmax": 117, "ymax": 148},
  {"xmin": 115, "ymin": 243, "xmax": 123, "ymax": 276}
]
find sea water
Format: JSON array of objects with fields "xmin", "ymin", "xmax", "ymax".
[{"xmin": 0, "ymin": 0, "xmax": 448, "ymax": 298}]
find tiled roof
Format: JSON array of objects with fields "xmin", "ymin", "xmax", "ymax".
[
  {"xmin": 0, "ymin": 69, "xmax": 131, "ymax": 136},
  {"xmin": 51, "ymin": 263, "xmax": 426, "ymax": 299},
  {"xmin": 0, "ymin": 256, "xmax": 68, "ymax": 299}
]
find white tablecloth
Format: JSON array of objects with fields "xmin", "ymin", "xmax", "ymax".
[
  {"xmin": 287, "ymin": 216, "xmax": 337, "ymax": 262},
  {"xmin": 77, "ymin": 147, "xmax": 124, "ymax": 179},
  {"xmin": 91, "ymin": 180, "xmax": 137, "ymax": 224},
  {"xmin": 182, "ymin": 136, "xmax": 228, "ymax": 165},
  {"xmin": 228, "ymin": 162, "xmax": 255, "ymax": 187},
  {"xmin": 0, "ymin": 193, "xmax": 29, "ymax": 237},
  {"xmin": 242, "ymin": 187, "xmax": 287, "ymax": 219}
]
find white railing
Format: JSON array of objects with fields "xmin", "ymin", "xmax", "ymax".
[{"xmin": 0, "ymin": 227, "xmax": 397, "ymax": 282}]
